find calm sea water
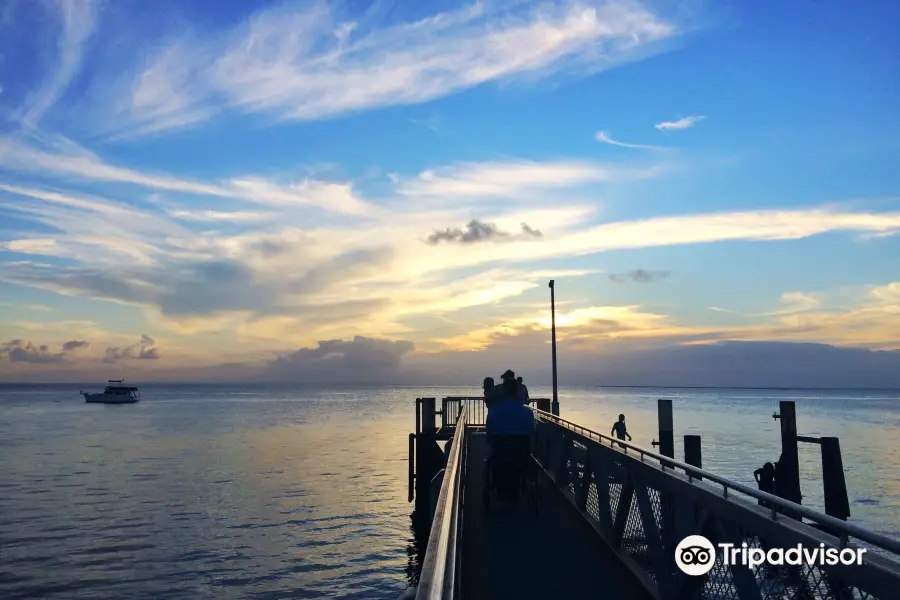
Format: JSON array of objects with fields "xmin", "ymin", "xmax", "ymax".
[{"xmin": 1, "ymin": 385, "xmax": 898, "ymax": 599}]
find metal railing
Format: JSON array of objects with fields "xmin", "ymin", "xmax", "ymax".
[
  {"xmin": 416, "ymin": 404, "xmax": 468, "ymax": 600},
  {"xmin": 531, "ymin": 409, "xmax": 900, "ymax": 600},
  {"xmin": 440, "ymin": 396, "xmax": 547, "ymax": 428},
  {"xmin": 535, "ymin": 409, "xmax": 900, "ymax": 556}
]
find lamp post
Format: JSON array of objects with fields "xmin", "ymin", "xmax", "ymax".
[{"xmin": 549, "ymin": 280, "xmax": 559, "ymax": 416}]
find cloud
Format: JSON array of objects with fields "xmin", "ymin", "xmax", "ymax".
[
  {"xmin": 608, "ymin": 269, "xmax": 670, "ymax": 283},
  {"xmin": 103, "ymin": 334, "xmax": 160, "ymax": 363},
  {"xmin": 0, "ymin": 141, "xmax": 377, "ymax": 217},
  {"xmin": 17, "ymin": 0, "xmax": 97, "ymax": 128},
  {"xmin": 595, "ymin": 130, "xmax": 664, "ymax": 150},
  {"xmin": 62, "ymin": 340, "xmax": 89, "ymax": 351},
  {"xmin": 432, "ymin": 280, "xmax": 900, "ymax": 355},
  {"xmin": 105, "ymin": 0, "xmax": 679, "ymax": 138},
  {"xmin": 0, "ymin": 338, "xmax": 84, "ymax": 363},
  {"xmin": 398, "ymin": 159, "xmax": 660, "ymax": 198},
  {"xmin": 655, "ymin": 115, "xmax": 705, "ymax": 131},
  {"xmin": 266, "ymin": 336, "xmax": 415, "ymax": 382},
  {"xmin": 425, "ymin": 219, "xmax": 543, "ymax": 245}
]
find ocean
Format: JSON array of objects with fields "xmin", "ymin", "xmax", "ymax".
[{"xmin": 1, "ymin": 385, "xmax": 898, "ymax": 599}]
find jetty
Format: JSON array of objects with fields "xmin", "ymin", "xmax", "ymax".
[{"xmin": 406, "ymin": 396, "xmax": 900, "ymax": 600}]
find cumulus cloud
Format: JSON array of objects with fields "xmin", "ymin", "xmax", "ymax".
[
  {"xmin": 655, "ymin": 115, "xmax": 705, "ymax": 131},
  {"xmin": 1, "ymin": 340, "xmax": 65, "ymax": 363},
  {"xmin": 267, "ymin": 336, "xmax": 415, "ymax": 382},
  {"xmin": 103, "ymin": 334, "xmax": 160, "ymax": 363},
  {"xmin": 62, "ymin": 340, "xmax": 90, "ymax": 351},
  {"xmin": 1, "ymin": 338, "xmax": 89, "ymax": 363},
  {"xmin": 608, "ymin": 269, "xmax": 670, "ymax": 283},
  {"xmin": 425, "ymin": 220, "xmax": 543, "ymax": 245}
]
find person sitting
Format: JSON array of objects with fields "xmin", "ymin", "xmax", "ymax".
[
  {"xmin": 483, "ymin": 376, "xmax": 495, "ymax": 396},
  {"xmin": 754, "ymin": 461, "xmax": 776, "ymax": 506}
]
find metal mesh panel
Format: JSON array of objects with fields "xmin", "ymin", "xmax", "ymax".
[
  {"xmin": 528, "ymin": 413, "xmax": 900, "ymax": 600},
  {"xmin": 585, "ymin": 482, "xmax": 600, "ymax": 522}
]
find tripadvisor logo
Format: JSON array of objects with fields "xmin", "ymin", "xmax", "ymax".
[{"xmin": 675, "ymin": 535, "xmax": 866, "ymax": 576}]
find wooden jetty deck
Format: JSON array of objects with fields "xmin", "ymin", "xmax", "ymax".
[
  {"xmin": 407, "ymin": 396, "xmax": 900, "ymax": 600},
  {"xmin": 460, "ymin": 432, "xmax": 651, "ymax": 600}
]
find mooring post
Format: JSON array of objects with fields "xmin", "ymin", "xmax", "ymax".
[
  {"xmin": 775, "ymin": 400, "xmax": 802, "ymax": 506},
  {"xmin": 414, "ymin": 398, "xmax": 443, "ymax": 525},
  {"xmin": 684, "ymin": 435, "xmax": 702, "ymax": 480},
  {"xmin": 821, "ymin": 437, "xmax": 850, "ymax": 520},
  {"xmin": 422, "ymin": 398, "xmax": 436, "ymax": 434},
  {"xmin": 657, "ymin": 399, "xmax": 674, "ymax": 469}
]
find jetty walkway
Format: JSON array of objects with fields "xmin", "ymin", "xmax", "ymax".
[{"xmin": 408, "ymin": 397, "xmax": 900, "ymax": 600}]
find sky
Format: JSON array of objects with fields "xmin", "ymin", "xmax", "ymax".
[{"xmin": 1, "ymin": 0, "xmax": 899, "ymax": 386}]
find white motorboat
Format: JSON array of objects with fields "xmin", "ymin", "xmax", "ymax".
[{"xmin": 81, "ymin": 380, "xmax": 141, "ymax": 404}]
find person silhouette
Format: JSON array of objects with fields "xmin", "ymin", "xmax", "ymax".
[{"xmin": 611, "ymin": 413, "xmax": 632, "ymax": 444}]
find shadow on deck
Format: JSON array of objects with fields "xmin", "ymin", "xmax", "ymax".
[{"xmin": 461, "ymin": 432, "xmax": 652, "ymax": 600}]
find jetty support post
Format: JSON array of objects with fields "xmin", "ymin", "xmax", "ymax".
[
  {"xmin": 414, "ymin": 398, "xmax": 445, "ymax": 525},
  {"xmin": 774, "ymin": 400, "xmax": 802, "ymax": 506},
  {"xmin": 657, "ymin": 399, "xmax": 675, "ymax": 469},
  {"xmin": 684, "ymin": 435, "xmax": 702, "ymax": 480},
  {"xmin": 821, "ymin": 437, "xmax": 851, "ymax": 521}
]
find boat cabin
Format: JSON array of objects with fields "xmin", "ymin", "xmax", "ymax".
[{"xmin": 104, "ymin": 380, "xmax": 140, "ymax": 399}]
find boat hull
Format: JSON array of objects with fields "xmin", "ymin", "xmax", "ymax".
[{"xmin": 82, "ymin": 393, "xmax": 139, "ymax": 404}]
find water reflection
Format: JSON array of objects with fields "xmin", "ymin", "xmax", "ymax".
[{"xmin": 0, "ymin": 384, "xmax": 897, "ymax": 599}]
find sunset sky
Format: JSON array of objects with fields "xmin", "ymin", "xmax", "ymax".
[{"xmin": 1, "ymin": 0, "xmax": 899, "ymax": 385}]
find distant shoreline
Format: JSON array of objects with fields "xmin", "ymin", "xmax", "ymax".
[{"xmin": 0, "ymin": 382, "xmax": 898, "ymax": 392}]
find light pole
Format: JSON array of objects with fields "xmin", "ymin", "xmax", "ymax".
[{"xmin": 549, "ymin": 280, "xmax": 559, "ymax": 416}]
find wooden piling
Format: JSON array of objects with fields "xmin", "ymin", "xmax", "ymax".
[
  {"xmin": 776, "ymin": 401, "xmax": 802, "ymax": 506},
  {"xmin": 657, "ymin": 399, "xmax": 674, "ymax": 469},
  {"xmin": 414, "ymin": 398, "xmax": 445, "ymax": 526},
  {"xmin": 821, "ymin": 437, "xmax": 851, "ymax": 520},
  {"xmin": 684, "ymin": 435, "xmax": 702, "ymax": 480}
]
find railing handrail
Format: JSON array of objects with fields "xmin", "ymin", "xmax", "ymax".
[
  {"xmin": 416, "ymin": 404, "xmax": 468, "ymax": 600},
  {"xmin": 533, "ymin": 408, "xmax": 900, "ymax": 556}
]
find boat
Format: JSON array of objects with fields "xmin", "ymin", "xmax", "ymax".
[{"xmin": 81, "ymin": 380, "xmax": 141, "ymax": 404}]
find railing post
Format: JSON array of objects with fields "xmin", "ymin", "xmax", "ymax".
[{"xmin": 684, "ymin": 434, "xmax": 702, "ymax": 480}]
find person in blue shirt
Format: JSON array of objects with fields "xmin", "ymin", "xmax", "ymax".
[
  {"xmin": 484, "ymin": 371, "xmax": 534, "ymax": 501},
  {"xmin": 485, "ymin": 370, "xmax": 534, "ymax": 440}
]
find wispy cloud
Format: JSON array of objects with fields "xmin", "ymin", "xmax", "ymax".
[
  {"xmin": 0, "ymin": 137, "xmax": 377, "ymax": 216},
  {"xmin": 17, "ymin": 0, "xmax": 97, "ymax": 128},
  {"xmin": 595, "ymin": 131, "xmax": 664, "ymax": 150},
  {"xmin": 397, "ymin": 159, "xmax": 661, "ymax": 198},
  {"xmin": 655, "ymin": 115, "xmax": 705, "ymax": 131},
  {"xmin": 104, "ymin": 0, "xmax": 679, "ymax": 138}
]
